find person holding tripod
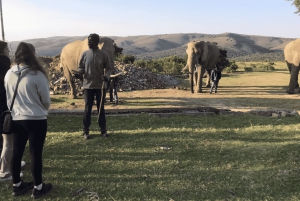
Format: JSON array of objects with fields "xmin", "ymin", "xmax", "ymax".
[{"xmin": 73, "ymin": 33, "xmax": 113, "ymax": 140}]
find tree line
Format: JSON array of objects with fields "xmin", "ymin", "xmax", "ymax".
[{"xmin": 113, "ymin": 43, "xmax": 282, "ymax": 75}]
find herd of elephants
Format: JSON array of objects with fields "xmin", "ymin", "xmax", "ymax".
[{"xmin": 59, "ymin": 37, "xmax": 300, "ymax": 98}]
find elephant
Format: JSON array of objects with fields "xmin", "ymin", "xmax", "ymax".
[
  {"xmin": 60, "ymin": 36, "xmax": 115, "ymax": 98},
  {"xmin": 185, "ymin": 41, "xmax": 220, "ymax": 93},
  {"xmin": 284, "ymin": 39, "xmax": 300, "ymax": 94},
  {"xmin": 181, "ymin": 65, "xmax": 211, "ymax": 88}
]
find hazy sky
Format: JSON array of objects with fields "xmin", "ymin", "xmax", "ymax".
[{"xmin": 2, "ymin": 0, "xmax": 300, "ymax": 41}]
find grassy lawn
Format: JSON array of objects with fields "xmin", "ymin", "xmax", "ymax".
[{"xmin": 1, "ymin": 114, "xmax": 300, "ymax": 200}]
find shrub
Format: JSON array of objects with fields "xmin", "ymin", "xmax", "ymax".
[
  {"xmin": 226, "ymin": 60, "xmax": 239, "ymax": 72},
  {"xmin": 133, "ymin": 60, "xmax": 146, "ymax": 68},
  {"xmin": 115, "ymin": 54, "xmax": 135, "ymax": 64},
  {"xmin": 244, "ymin": 67, "xmax": 253, "ymax": 71},
  {"xmin": 256, "ymin": 63, "xmax": 276, "ymax": 71}
]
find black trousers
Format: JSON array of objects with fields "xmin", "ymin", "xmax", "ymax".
[
  {"xmin": 109, "ymin": 87, "xmax": 117, "ymax": 102},
  {"xmin": 210, "ymin": 80, "xmax": 219, "ymax": 92},
  {"xmin": 83, "ymin": 89, "xmax": 106, "ymax": 133},
  {"xmin": 11, "ymin": 119, "xmax": 47, "ymax": 185}
]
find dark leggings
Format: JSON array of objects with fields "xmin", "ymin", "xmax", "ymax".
[
  {"xmin": 83, "ymin": 89, "xmax": 106, "ymax": 133},
  {"xmin": 11, "ymin": 120, "xmax": 47, "ymax": 185}
]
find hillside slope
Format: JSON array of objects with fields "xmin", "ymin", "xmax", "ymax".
[{"xmin": 8, "ymin": 33, "xmax": 295, "ymax": 60}]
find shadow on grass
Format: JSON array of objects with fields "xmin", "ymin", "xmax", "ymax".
[
  {"xmin": 48, "ymin": 114, "xmax": 300, "ymax": 133},
  {"xmin": 118, "ymin": 95, "xmax": 299, "ymax": 110},
  {"xmin": 38, "ymin": 123, "xmax": 300, "ymax": 200},
  {"xmin": 5, "ymin": 115, "xmax": 297, "ymax": 200}
]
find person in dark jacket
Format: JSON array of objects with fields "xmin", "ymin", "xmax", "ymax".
[
  {"xmin": 0, "ymin": 41, "xmax": 10, "ymax": 132},
  {"xmin": 75, "ymin": 33, "xmax": 112, "ymax": 140},
  {"xmin": 108, "ymin": 75, "xmax": 118, "ymax": 103},
  {"xmin": 210, "ymin": 65, "xmax": 222, "ymax": 94},
  {"xmin": 0, "ymin": 40, "xmax": 10, "ymax": 161}
]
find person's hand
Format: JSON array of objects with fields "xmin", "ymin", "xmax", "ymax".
[{"xmin": 101, "ymin": 75, "xmax": 108, "ymax": 82}]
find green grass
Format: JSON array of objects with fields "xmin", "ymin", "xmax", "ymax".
[{"xmin": 1, "ymin": 114, "xmax": 300, "ymax": 200}]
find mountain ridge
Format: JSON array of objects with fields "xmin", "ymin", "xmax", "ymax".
[{"xmin": 8, "ymin": 33, "xmax": 296, "ymax": 60}]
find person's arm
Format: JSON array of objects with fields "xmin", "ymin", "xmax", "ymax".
[
  {"xmin": 110, "ymin": 71, "xmax": 124, "ymax": 78},
  {"xmin": 210, "ymin": 70, "xmax": 214, "ymax": 80},
  {"xmin": 37, "ymin": 74, "xmax": 51, "ymax": 110},
  {"xmin": 181, "ymin": 65, "xmax": 188, "ymax": 73}
]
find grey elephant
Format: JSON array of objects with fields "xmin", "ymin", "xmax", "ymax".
[
  {"xmin": 181, "ymin": 65, "xmax": 211, "ymax": 88},
  {"xmin": 60, "ymin": 37, "xmax": 115, "ymax": 98},
  {"xmin": 185, "ymin": 41, "xmax": 220, "ymax": 93},
  {"xmin": 284, "ymin": 39, "xmax": 300, "ymax": 94}
]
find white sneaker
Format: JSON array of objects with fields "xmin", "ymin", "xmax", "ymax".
[
  {"xmin": 21, "ymin": 161, "xmax": 26, "ymax": 168},
  {"xmin": 0, "ymin": 172, "xmax": 23, "ymax": 181}
]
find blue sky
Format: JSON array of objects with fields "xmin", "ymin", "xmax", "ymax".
[{"xmin": 3, "ymin": 0, "xmax": 300, "ymax": 41}]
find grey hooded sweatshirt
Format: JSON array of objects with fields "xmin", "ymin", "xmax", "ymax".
[{"xmin": 4, "ymin": 65, "xmax": 50, "ymax": 120}]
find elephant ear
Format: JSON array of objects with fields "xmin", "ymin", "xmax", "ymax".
[{"xmin": 200, "ymin": 41, "xmax": 208, "ymax": 63}]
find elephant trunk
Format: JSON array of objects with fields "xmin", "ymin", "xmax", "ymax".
[{"xmin": 187, "ymin": 56, "xmax": 196, "ymax": 93}]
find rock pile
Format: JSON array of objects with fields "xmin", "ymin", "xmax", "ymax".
[
  {"xmin": 114, "ymin": 61, "xmax": 178, "ymax": 91},
  {"xmin": 42, "ymin": 55, "xmax": 179, "ymax": 96}
]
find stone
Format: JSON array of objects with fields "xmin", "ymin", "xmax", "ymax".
[
  {"xmin": 44, "ymin": 57, "xmax": 178, "ymax": 96},
  {"xmin": 281, "ymin": 111, "xmax": 287, "ymax": 117}
]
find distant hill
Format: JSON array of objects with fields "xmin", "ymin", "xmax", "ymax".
[{"xmin": 8, "ymin": 33, "xmax": 295, "ymax": 61}]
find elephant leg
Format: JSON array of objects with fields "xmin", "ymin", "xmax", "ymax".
[
  {"xmin": 287, "ymin": 61, "xmax": 299, "ymax": 88},
  {"xmin": 297, "ymin": 70, "xmax": 300, "ymax": 88},
  {"xmin": 196, "ymin": 66, "xmax": 203, "ymax": 93},
  {"xmin": 63, "ymin": 67, "xmax": 77, "ymax": 99},
  {"xmin": 194, "ymin": 72, "xmax": 197, "ymax": 89},
  {"xmin": 205, "ymin": 70, "xmax": 211, "ymax": 87},
  {"xmin": 287, "ymin": 64, "xmax": 299, "ymax": 94}
]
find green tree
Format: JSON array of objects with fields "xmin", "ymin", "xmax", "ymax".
[
  {"xmin": 287, "ymin": 0, "xmax": 300, "ymax": 14},
  {"xmin": 217, "ymin": 49, "xmax": 230, "ymax": 69},
  {"xmin": 227, "ymin": 60, "xmax": 239, "ymax": 72}
]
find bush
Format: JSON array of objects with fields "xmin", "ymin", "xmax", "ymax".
[
  {"xmin": 134, "ymin": 60, "xmax": 147, "ymax": 68},
  {"xmin": 244, "ymin": 67, "xmax": 253, "ymax": 71},
  {"xmin": 256, "ymin": 63, "xmax": 276, "ymax": 71},
  {"xmin": 133, "ymin": 56, "xmax": 186, "ymax": 74},
  {"xmin": 226, "ymin": 60, "xmax": 239, "ymax": 72},
  {"xmin": 115, "ymin": 54, "xmax": 135, "ymax": 64}
]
